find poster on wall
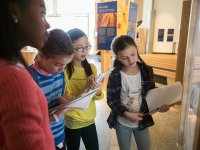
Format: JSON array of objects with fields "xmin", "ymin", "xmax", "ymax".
[
  {"xmin": 97, "ymin": 1, "xmax": 117, "ymax": 50},
  {"xmin": 158, "ymin": 29, "xmax": 164, "ymax": 41},
  {"xmin": 167, "ymin": 28, "xmax": 174, "ymax": 42},
  {"xmin": 127, "ymin": 2, "xmax": 138, "ymax": 39}
]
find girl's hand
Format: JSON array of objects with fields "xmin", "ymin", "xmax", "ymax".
[
  {"xmin": 49, "ymin": 108, "xmax": 73, "ymax": 122},
  {"xmin": 87, "ymin": 75, "xmax": 102, "ymax": 89},
  {"xmin": 159, "ymin": 105, "xmax": 170, "ymax": 112},
  {"xmin": 58, "ymin": 94, "xmax": 73, "ymax": 104},
  {"xmin": 124, "ymin": 111, "xmax": 143, "ymax": 122},
  {"xmin": 56, "ymin": 108, "xmax": 72, "ymax": 118}
]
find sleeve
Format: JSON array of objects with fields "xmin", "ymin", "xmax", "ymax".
[
  {"xmin": 107, "ymin": 73, "xmax": 128, "ymax": 117},
  {"xmin": 0, "ymin": 68, "xmax": 53, "ymax": 150},
  {"xmin": 93, "ymin": 91, "xmax": 104, "ymax": 100},
  {"xmin": 148, "ymin": 66, "xmax": 156, "ymax": 89}
]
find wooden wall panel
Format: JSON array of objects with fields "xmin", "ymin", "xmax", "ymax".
[{"xmin": 175, "ymin": 0, "xmax": 191, "ymax": 84}]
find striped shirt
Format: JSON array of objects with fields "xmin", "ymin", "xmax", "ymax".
[{"xmin": 29, "ymin": 64, "xmax": 65, "ymax": 146}]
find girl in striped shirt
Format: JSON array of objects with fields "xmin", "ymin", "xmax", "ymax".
[{"xmin": 29, "ymin": 29, "xmax": 74, "ymax": 150}]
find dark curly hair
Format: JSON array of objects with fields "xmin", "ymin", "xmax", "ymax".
[{"xmin": 0, "ymin": 0, "xmax": 32, "ymax": 67}]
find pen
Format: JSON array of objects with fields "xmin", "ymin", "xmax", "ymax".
[
  {"xmin": 143, "ymin": 102, "xmax": 178, "ymax": 116},
  {"xmin": 143, "ymin": 108, "xmax": 159, "ymax": 116}
]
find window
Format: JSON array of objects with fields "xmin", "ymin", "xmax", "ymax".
[{"xmin": 45, "ymin": 0, "xmax": 96, "ymax": 54}]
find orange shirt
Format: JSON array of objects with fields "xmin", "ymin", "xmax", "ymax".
[{"xmin": 0, "ymin": 59, "xmax": 55, "ymax": 150}]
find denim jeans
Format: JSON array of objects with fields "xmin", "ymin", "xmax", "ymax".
[{"xmin": 115, "ymin": 122, "xmax": 151, "ymax": 150}]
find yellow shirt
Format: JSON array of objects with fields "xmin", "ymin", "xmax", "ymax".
[{"xmin": 64, "ymin": 64, "xmax": 104, "ymax": 129}]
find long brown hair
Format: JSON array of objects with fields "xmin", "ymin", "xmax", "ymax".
[{"xmin": 111, "ymin": 35, "xmax": 144, "ymax": 69}]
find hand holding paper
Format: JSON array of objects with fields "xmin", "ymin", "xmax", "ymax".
[
  {"xmin": 49, "ymin": 88, "xmax": 100, "ymax": 115},
  {"xmin": 87, "ymin": 75, "xmax": 102, "ymax": 91},
  {"xmin": 96, "ymin": 68, "xmax": 109, "ymax": 83},
  {"xmin": 159, "ymin": 105, "xmax": 170, "ymax": 112},
  {"xmin": 86, "ymin": 68, "xmax": 109, "ymax": 94},
  {"xmin": 145, "ymin": 82, "xmax": 183, "ymax": 115},
  {"xmin": 58, "ymin": 94, "xmax": 73, "ymax": 104},
  {"xmin": 49, "ymin": 69, "xmax": 109, "ymax": 115}
]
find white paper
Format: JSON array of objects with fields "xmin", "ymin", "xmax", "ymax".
[
  {"xmin": 96, "ymin": 68, "xmax": 109, "ymax": 83},
  {"xmin": 85, "ymin": 68, "xmax": 109, "ymax": 94},
  {"xmin": 146, "ymin": 82, "xmax": 183, "ymax": 112},
  {"xmin": 67, "ymin": 88, "xmax": 100, "ymax": 109},
  {"xmin": 49, "ymin": 88, "xmax": 100, "ymax": 115}
]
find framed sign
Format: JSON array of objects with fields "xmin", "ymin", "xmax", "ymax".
[
  {"xmin": 97, "ymin": 1, "xmax": 117, "ymax": 50},
  {"xmin": 127, "ymin": 2, "xmax": 138, "ymax": 39},
  {"xmin": 167, "ymin": 29, "xmax": 174, "ymax": 42},
  {"xmin": 158, "ymin": 29, "xmax": 164, "ymax": 42}
]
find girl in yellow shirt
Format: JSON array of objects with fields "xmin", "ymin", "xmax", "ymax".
[{"xmin": 64, "ymin": 28, "xmax": 104, "ymax": 150}]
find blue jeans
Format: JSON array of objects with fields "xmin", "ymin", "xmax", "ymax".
[{"xmin": 115, "ymin": 122, "xmax": 151, "ymax": 150}]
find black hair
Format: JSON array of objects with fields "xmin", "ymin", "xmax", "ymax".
[
  {"xmin": 111, "ymin": 35, "xmax": 144, "ymax": 69},
  {"xmin": 0, "ymin": 0, "xmax": 30, "ymax": 67},
  {"xmin": 66, "ymin": 28, "xmax": 92, "ymax": 79},
  {"xmin": 41, "ymin": 29, "xmax": 74, "ymax": 57}
]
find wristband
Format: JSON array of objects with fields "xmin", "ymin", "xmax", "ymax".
[{"xmin": 53, "ymin": 113, "xmax": 59, "ymax": 122}]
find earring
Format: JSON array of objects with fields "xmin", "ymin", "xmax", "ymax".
[{"xmin": 14, "ymin": 18, "xmax": 18, "ymax": 24}]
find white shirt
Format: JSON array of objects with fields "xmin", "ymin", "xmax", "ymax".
[{"xmin": 117, "ymin": 70, "xmax": 142, "ymax": 128}]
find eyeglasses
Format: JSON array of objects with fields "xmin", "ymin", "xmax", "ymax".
[{"xmin": 75, "ymin": 45, "xmax": 92, "ymax": 52}]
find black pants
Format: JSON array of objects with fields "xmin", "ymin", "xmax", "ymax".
[{"xmin": 65, "ymin": 123, "xmax": 99, "ymax": 150}]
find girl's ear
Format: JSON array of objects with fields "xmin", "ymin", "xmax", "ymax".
[{"xmin": 9, "ymin": 2, "xmax": 20, "ymax": 24}]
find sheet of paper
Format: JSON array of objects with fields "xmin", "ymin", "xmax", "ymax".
[
  {"xmin": 96, "ymin": 68, "xmax": 109, "ymax": 82},
  {"xmin": 49, "ymin": 88, "xmax": 100, "ymax": 115},
  {"xmin": 66, "ymin": 88, "xmax": 100, "ymax": 109},
  {"xmin": 86, "ymin": 68, "xmax": 109, "ymax": 94},
  {"xmin": 146, "ymin": 82, "xmax": 183, "ymax": 112}
]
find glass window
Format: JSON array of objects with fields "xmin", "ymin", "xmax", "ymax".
[
  {"xmin": 45, "ymin": 0, "xmax": 55, "ymax": 15},
  {"xmin": 56, "ymin": 0, "xmax": 94, "ymax": 14}
]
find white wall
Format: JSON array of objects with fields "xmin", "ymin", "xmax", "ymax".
[
  {"xmin": 153, "ymin": 0, "xmax": 183, "ymax": 53},
  {"xmin": 140, "ymin": 0, "xmax": 154, "ymax": 53},
  {"xmin": 141, "ymin": 0, "xmax": 153, "ymax": 29}
]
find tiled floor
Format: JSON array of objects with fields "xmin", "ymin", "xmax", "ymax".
[
  {"xmin": 93, "ymin": 99, "xmax": 180, "ymax": 150},
  {"xmin": 78, "ymin": 54, "xmax": 181, "ymax": 150}
]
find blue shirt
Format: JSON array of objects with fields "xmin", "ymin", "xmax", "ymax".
[{"xmin": 29, "ymin": 66, "xmax": 65, "ymax": 146}]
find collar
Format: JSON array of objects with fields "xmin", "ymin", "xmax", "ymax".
[{"xmin": 32, "ymin": 61, "xmax": 52, "ymax": 76}]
